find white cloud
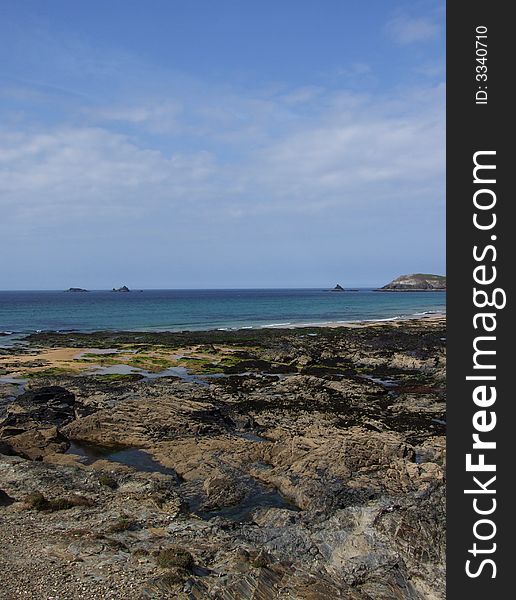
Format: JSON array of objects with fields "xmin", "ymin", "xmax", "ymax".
[
  {"xmin": 0, "ymin": 127, "xmax": 217, "ymax": 227},
  {"xmin": 386, "ymin": 15, "xmax": 440, "ymax": 45},
  {"xmin": 89, "ymin": 101, "xmax": 183, "ymax": 133},
  {"xmin": 0, "ymin": 78, "xmax": 444, "ymax": 234},
  {"xmin": 233, "ymin": 83, "xmax": 445, "ymax": 214}
]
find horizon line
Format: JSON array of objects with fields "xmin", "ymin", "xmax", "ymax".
[{"xmin": 0, "ymin": 284, "xmax": 447, "ymax": 292}]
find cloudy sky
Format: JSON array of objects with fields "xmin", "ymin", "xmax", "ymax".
[{"xmin": 0, "ymin": 0, "xmax": 445, "ymax": 289}]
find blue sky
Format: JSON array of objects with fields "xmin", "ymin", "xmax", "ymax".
[{"xmin": 0, "ymin": 0, "xmax": 445, "ymax": 289}]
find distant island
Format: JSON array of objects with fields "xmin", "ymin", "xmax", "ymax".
[
  {"xmin": 329, "ymin": 284, "xmax": 359, "ymax": 292},
  {"xmin": 65, "ymin": 287, "xmax": 88, "ymax": 293},
  {"xmin": 376, "ymin": 273, "xmax": 446, "ymax": 291},
  {"xmin": 112, "ymin": 286, "xmax": 130, "ymax": 292}
]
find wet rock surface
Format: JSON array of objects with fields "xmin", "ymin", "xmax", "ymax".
[
  {"xmin": 0, "ymin": 320, "xmax": 446, "ymax": 599},
  {"xmin": 0, "ymin": 386, "xmax": 79, "ymax": 459}
]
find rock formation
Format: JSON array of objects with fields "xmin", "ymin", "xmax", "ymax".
[
  {"xmin": 0, "ymin": 387, "xmax": 79, "ymax": 460},
  {"xmin": 0, "ymin": 320, "xmax": 446, "ymax": 599},
  {"xmin": 378, "ymin": 274, "xmax": 446, "ymax": 291}
]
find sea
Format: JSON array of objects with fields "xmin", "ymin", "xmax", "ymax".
[{"xmin": 0, "ymin": 289, "xmax": 446, "ymax": 339}]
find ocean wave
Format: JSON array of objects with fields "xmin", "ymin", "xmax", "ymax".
[{"xmin": 333, "ymin": 316, "xmax": 401, "ymax": 324}]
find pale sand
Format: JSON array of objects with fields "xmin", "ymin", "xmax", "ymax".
[
  {"xmin": 0, "ymin": 345, "xmax": 226, "ymax": 379},
  {"xmin": 0, "ymin": 347, "xmax": 90, "ymax": 374},
  {"xmin": 283, "ymin": 313, "xmax": 446, "ymax": 329}
]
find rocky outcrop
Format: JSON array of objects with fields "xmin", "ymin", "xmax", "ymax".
[
  {"xmin": 112, "ymin": 285, "xmax": 130, "ymax": 292},
  {"xmin": 330, "ymin": 284, "xmax": 345, "ymax": 292},
  {"xmin": 0, "ymin": 320, "xmax": 446, "ymax": 599},
  {"xmin": 3, "ymin": 387, "xmax": 77, "ymax": 427},
  {"xmin": 0, "ymin": 387, "xmax": 80, "ymax": 459},
  {"xmin": 65, "ymin": 288, "xmax": 88, "ymax": 292},
  {"xmin": 378, "ymin": 274, "xmax": 446, "ymax": 291}
]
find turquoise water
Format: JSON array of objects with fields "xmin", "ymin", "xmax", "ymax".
[{"xmin": 0, "ymin": 289, "xmax": 445, "ymax": 335}]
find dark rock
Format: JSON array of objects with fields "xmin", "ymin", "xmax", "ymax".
[
  {"xmin": 0, "ymin": 440, "xmax": 17, "ymax": 456},
  {"xmin": 330, "ymin": 284, "xmax": 345, "ymax": 292},
  {"xmin": 223, "ymin": 359, "xmax": 272, "ymax": 374},
  {"xmin": 0, "ymin": 489, "xmax": 15, "ymax": 506},
  {"xmin": 4, "ymin": 386, "xmax": 76, "ymax": 428},
  {"xmin": 0, "ymin": 386, "xmax": 77, "ymax": 459}
]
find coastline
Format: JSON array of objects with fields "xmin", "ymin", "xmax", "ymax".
[
  {"xmin": 0, "ymin": 313, "xmax": 445, "ymax": 383},
  {"xmin": 0, "ymin": 310, "xmax": 447, "ymax": 341},
  {"xmin": 274, "ymin": 311, "xmax": 446, "ymax": 330},
  {"xmin": 0, "ymin": 288, "xmax": 446, "ymax": 339},
  {"xmin": 0, "ymin": 314, "xmax": 446, "ymax": 598}
]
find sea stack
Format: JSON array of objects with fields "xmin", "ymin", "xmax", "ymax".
[
  {"xmin": 112, "ymin": 285, "xmax": 130, "ymax": 292},
  {"xmin": 377, "ymin": 274, "xmax": 446, "ymax": 291},
  {"xmin": 330, "ymin": 284, "xmax": 345, "ymax": 292}
]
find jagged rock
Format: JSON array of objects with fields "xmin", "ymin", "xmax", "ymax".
[
  {"xmin": 0, "ymin": 387, "xmax": 77, "ymax": 459},
  {"xmin": 3, "ymin": 386, "xmax": 76, "ymax": 428}
]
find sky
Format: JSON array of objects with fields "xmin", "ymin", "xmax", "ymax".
[{"xmin": 0, "ymin": 0, "xmax": 445, "ymax": 289}]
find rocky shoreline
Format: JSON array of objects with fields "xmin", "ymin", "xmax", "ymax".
[{"xmin": 0, "ymin": 319, "xmax": 446, "ymax": 599}]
